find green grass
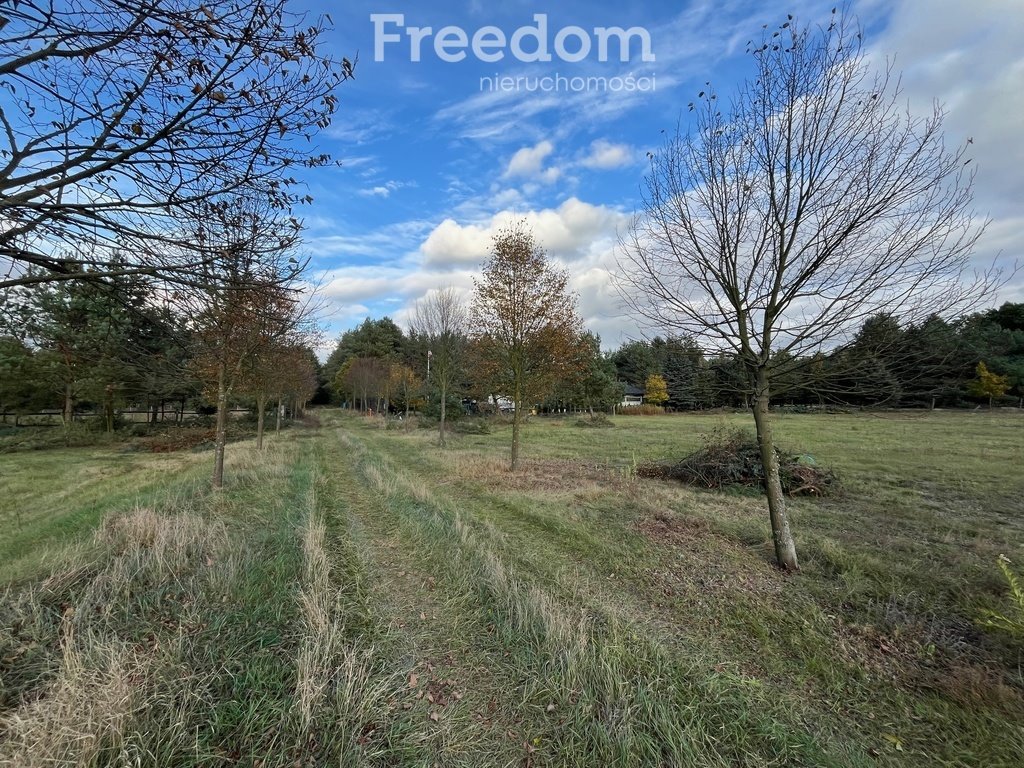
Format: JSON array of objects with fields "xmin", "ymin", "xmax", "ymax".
[
  {"xmin": 1, "ymin": 410, "xmax": 1022, "ymax": 766},
  {"xmin": 0, "ymin": 446, "xmax": 214, "ymax": 583}
]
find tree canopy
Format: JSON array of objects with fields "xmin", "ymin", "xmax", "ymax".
[{"xmin": 0, "ymin": 0, "xmax": 350, "ymax": 290}]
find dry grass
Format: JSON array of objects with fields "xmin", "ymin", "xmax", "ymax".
[
  {"xmin": 0, "ymin": 506, "xmax": 226, "ymax": 766},
  {"xmin": 2, "ymin": 627, "xmax": 157, "ymax": 767},
  {"xmin": 292, "ymin": 468, "xmax": 404, "ymax": 763}
]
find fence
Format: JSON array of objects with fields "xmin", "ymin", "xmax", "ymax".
[{"xmin": 0, "ymin": 409, "xmax": 252, "ymax": 426}]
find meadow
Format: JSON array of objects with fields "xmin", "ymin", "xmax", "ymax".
[{"xmin": 1, "ymin": 409, "xmax": 1022, "ymax": 766}]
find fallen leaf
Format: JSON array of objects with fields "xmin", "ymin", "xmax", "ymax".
[
  {"xmin": 408, "ymin": 673, "xmax": 418, "ymax": 689},
  {"xmin": 545, "ymin": 703, "xmax": 556, "ymax": 712},
  {"xmin": 429, "ymin": 711, "xmax": 440, "ymax": 722},
  {"xmin": 882, "ymin": 734, "xmax": 904, "ymax": 752}
]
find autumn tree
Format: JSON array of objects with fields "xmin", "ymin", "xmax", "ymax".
[
  {"xmin": 471, "ymin": 222, "xmax": 582, "ymax": 470},
  {"xmin": 411, "ymin": 287, "xmax": 468, "ymax": 445},
  {"xmin": 385, "ymin": 362, "xmax": 421, "ymax": 419},
  {"xmin": 0, "ymin": 0, "xmax": 350, "ymax": 290},
  {"xmin": 187, "ymin": 197, "xmax": 307, "ymax": 487},
  {"xmin": 323, "ymin": 317, "xmax": 407, "ymax": 403},
  {"xmin": 242, "ymin": 340, "xmax": 290, "ymax": 449},
  {"xmin": 281, "ymin": 347, "xmax": 320, "ymax": 421},
  {"xmin": 644, "ymin": 374, "xmax": 669, "ymax": 407},
  {"xmin": 618, "ymin": 11, "xmax": 996, "ymax": 570},
  {"xmin": 337, "ymin": 357, "xmax": 388, "ymax": 413},
  {"xmin": 968, "ymin": 362, "xmax": 1009, "ymax": 409}
]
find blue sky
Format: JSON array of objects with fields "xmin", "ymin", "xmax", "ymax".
[{"xmin": 291, "ymin": 0, "xmax": 1024, "ymax": 353}]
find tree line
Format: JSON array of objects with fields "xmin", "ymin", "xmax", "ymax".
[
  {"xmin": 322, "ymin": 300, "xmax": 1022, "ymax": 421},
  {"xmin": 608, "ymin": 305, "xmax": 1023, "ymax": 410},
  {"xmin": 0, "ymin": 255, "xmax": 321, "ymax": 487},
  {"xmin": 0, "ymin": 0, "xmax": 350, "ymax": 488}
]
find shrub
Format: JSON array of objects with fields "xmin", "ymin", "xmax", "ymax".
[
  {"xmin": 636, "ymin": 428, "xmax": 840, "ymax": 496},
  {"xmin": 979, "ymin": 555, "xmax": 1024, "ymax": 641},
  {"xmin": 575, "ymin": 414, "xmax": 613, "ymax": 428}
]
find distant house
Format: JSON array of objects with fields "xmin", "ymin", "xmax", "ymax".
[
  {"xmin": 487, "ymin": 395, "xmax": 515, "ymax": 412},
  {"xmin": 620, "ymin": 385, "xmax": 644, "ymax": 408}
]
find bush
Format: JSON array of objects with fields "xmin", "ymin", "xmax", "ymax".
[
  {"xmin": 575, "ymin": 413, "xmax": 613, "ymax": 428},
  {"xmin": 421, "ymin": 393, "xmax": 465, "ymax": 421},
  {"xmin": 636, "ymin": 428, "xmax": 841, "ymax": 496}
]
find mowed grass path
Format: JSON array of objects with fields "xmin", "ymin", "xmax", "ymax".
[{"xmin": 1, "ymin": 410, "xmax": 1022, "ymax": 766}]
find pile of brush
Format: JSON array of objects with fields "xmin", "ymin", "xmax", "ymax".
[{"xmin": 636, "ymin": 429, "xmax": 840, "ymax": 497}]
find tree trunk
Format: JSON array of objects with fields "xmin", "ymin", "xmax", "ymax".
[
  {"xmin": 213, "ymin": 363, "xmax": 228, "ymax": 489},
  {"xmin": 63, "ymin": 383, "xmax": 74, "ymax": 426},
  {"xmin": 439, "ymin": 383, "xmax": 447, "ymax": 446},
  {"xmin": 256, "ymin": 393, "xmax": 266, "ymax": 450},
  {"xmin": 751, "ymin": 370, "xmax": 798, "ymax": 571},
  {"xmin": 276, "ymin": 395, "xmax": 283, "ymax": 434},
  {"xmin": 104, "ymin": 387, "xmax": 114, "ymax": 434},
  {"xmin": 510, "ymin": 385, "xmax": 521, "ymax": 471}
]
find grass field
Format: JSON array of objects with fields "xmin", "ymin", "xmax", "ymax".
[{"xmin": 1, "ymin": 409, "xmax": 1022, "ymax": 766}]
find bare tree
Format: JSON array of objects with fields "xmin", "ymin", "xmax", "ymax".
[
  {"xmin": 471, "ymin": 222, "xmax": 582, "ymax": 470},
  {"xmin": 618, "ymin": 10, "xmax": 999, "ymax": 570},
  {"xmin": 411, "ymin": 287, "xmax": 467, "ymax": 446},
  {"xmin": 0, "ymin": 0, "xmax": 349, "ymax": 290}
]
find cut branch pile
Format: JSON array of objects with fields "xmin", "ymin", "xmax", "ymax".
[{"xmin": 636, "ymin": 430, "xmax": 840, "ymax": 497}]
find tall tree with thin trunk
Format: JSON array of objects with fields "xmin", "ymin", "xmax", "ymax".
[
  {"xmin": 471, "ymin": 222, "xmax": 582, "ymax": 470},
  {"xmin": 411, "ymin": 287, "xmax": 468, "ymax": 446},
  {"xmin": 188, "ymin": 197, "xmax": 306, "ymax": 488},
  {"xmin": 618, "ymin": 10, "xmax": 998, "ymax": 570}
]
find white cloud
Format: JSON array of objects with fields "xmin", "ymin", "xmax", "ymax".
[
  {"xmin": 358, "ymin": 180, "xmax": 410, "ymax": 198},
  {"xmin": 314, "ymin": 196, "xmax": 638, "ymax": 346},
  {"xmin": 862, "ymin": 0, "xmax": 1024, "ymax": 299},
  {"xmin": 580, "ymin": 139, "xmax": 637, "ymax": 170},
  {"xmin": 503, "ymin": 140, "xmax": 561, "ymax": 182},
  {"xmin": 420, "ymin": 219, "xmax": 494, "ymax": 267},
  {"xmin": 420, "ymin": 197, "xmax": 628, "ymax": 269}
]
